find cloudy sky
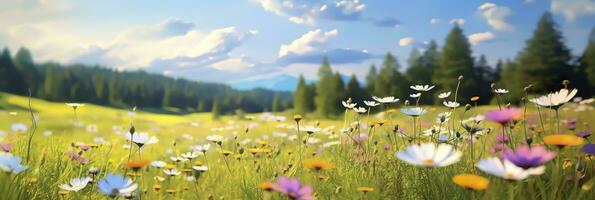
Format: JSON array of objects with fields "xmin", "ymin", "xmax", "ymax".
[{"xmin": 1, "ymin": 0, "xmax": 594, "ymax": 86}]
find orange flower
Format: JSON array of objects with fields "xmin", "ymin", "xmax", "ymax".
[
  {"xmin": 452, "ymin": 174, "xmax": 489, "ymax": 191},
  {"xmin": 260, "ymin": 181, "xmax": 274, "ymax": 191},
  {"xmin": 543, "ymin": 134, "xmax": 583, "ymax": 147},
  {"xmin": 470, "ymin": 96, "xmax": 480, "ymax": 102},
  {"xmin": 357, "ymin": 187, "xmax": 374, "ymax": 193},
  {"xmin": 124, "ymin": 160, "xmax": 149, "ymax": 171},
  {"xmin": 304, "ymin": 159, "xmax": 334, "ymax": 171}
]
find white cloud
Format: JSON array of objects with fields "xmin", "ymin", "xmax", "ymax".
[
  {"xmin": 468, "ymin": 32, "xmax": 495, "ymax": 45},
  {"xmin": 257, "ymin": 0, "xmax": 366, "ymax": 25},
  {"xmin": 211, "ymin": 57, "xmax": 256, "ymax": 72},
  {"xmin": 478, "ymin": 2, "xmax": 514, "ymax": 31},
  {"xmin": 278, "ymin": 29, "xmax": 338, "ymax": 57},
  {"xmin": 399, "ymin": 37, "xmax": 414, "ymax": 46},
  {"xmin": 449, "ymin": 18, "xmax": 466, "ymax": 25},
  {"xmin": 430, "ymin": 18, "xmax": 440, "ymax": 25},
  {"xmin": 551, "ymin": 0, "xmax": 595, "ymax": 22},
  {"xmin": 0, "ymin": 0, "xmax": 71, "ymax": 27}
]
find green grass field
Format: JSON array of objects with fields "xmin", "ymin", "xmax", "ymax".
[{"xmin": 0, "ymin": 92, "xmax": 593, "ymax": 199}]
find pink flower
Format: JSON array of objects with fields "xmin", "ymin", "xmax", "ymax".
[
  {"xmin": 1, "ymin": 144, "xmax": 12, "ymax": 152},
  {"xmin": 485, "ymin": 107, "xmax": 522, "ymax": 124},
  {"xmin": 272, "ymin": 177, "xmax": 313, "ymax": 200}
]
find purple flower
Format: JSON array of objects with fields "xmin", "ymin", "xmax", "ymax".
[
  {"xmin": 502, "ymin": 145, "xmax": 556, "ymax": 169},
  {"xmin": 272, "ymin": 177, "xmax": 313, "ymax": 200},
  {"xmin": 576, "ymin": 130, "xmax": 592, "ymax": 139},
  {"xmin": 495, "ymin": 134, "xmax": 510, "ymax": 143},
  {"xmin": 1, "ymin": 144, "xmax": 12, "ymax": 152},
  {"xmin": 485, "ymin": 108, "xmax": 522, "ymax": 124},
  {"xmin": 565, "ymin": 118, "xmax": 577, "ymax": 130},
  {"xmin": 66, "ymin": 152, "xmax": 89, "ymax": 164},
  {"xmin": 490, "ymin": 143, "xmax": 506, "ymax": 154},
  {"xmin": 581, "ymin": 144, "xmax": 595, "ymax": 155}
]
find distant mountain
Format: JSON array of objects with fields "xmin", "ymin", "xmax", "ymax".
[{"xmin": 231, "ymin": 74, "xmax": 352, "ymax": 91}]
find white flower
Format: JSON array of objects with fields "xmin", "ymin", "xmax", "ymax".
[
  {"xmin": 410, "ymin": 93, "xmax": 421, "ymax": 98},
  {"xmin": 125, "ymin": 132, "xmax": 158, "ymax": 146},
  {"xmin": 395, "ymin": 143, "xmax": 462, "ymax": 167},
  {"xmin": 163, "ymin": 168, "xmax": 181, "ymax": 176},
  {"xmin": 363, "ymin": 100, "xmax": 380, "ymax": 107},
  {"xmin": 192, "ymin": 165, "xmax": 208, "ymax": 172},
  {"xmin": 352, "ymin": 107, "xmax": 367, "ymax": 113},
  {"xmin": 400, "ymin": 107, "xmax": 427, "ymax": 117},
  {"xmin": 342, "ymin": 101, "xmax": 357, "ymax": 109},
  {"xmin": 494, "ymin": 89, "xmax": 509, "ymax": 94},
  {"xmin": 443, "ymin": 101, "xmax": 460, "ymax": 108},
  {"xmin": 476, "ymin": 157, "xmax": 545, "ymax": 181},
  {"xmin": 93, "ymin": 137, "xmax": 105, "ymax": 144},
  {"xmin": 181, "ymin": 151, "xmax": 202, "ymax": 160},
  {"xmin": 436, "ymin": 112, "xmax": 451, "ymax": 123},
  {"xmin": 410, "ymin": 85, "xmax": 435, "ymax": 92},
  {"xmin": 206, "ymin": 135, "xmax": 224, "ymax": 142},
  {"xmin": 372, "ymin": 96, "xmax": 400, "ymax": 104},
  {"xmin": 59, "ymin": 177, "xmax": 92, "ymax": 192},
  {"xmin": 10, "ymin": 123, "xmax": 27, "ymax": 132},
  {"xmin": 170, "ymin": 156, "xmax": 189, "ymax": 162},
  {"xmin": 438, "ymin": 92, "xmax": 451, "ymax": 99},
  {"xmin": 151, "ymin": 161, "xmax": 167, "ymax": 168},
  {"xmin": 86, "ymin": 124, "xmax": 98, "ymax": 133},
  {"xmin": 529, "ymin": 88, "xmax": 578, "ymax": 108},
  {"xmin": 194, "ymin": 144, "xmax": 211, "ymax": 152},
  {"xmin": 300, "ymin": 126, "xmax": 321, "ymax": 134},
  {"xmin": 65, "ymin": 103, "xmax": 85, "ymax": 108},
  {"xmin": 0, "ymin": 152, "xmax": 28, "ymax": 173}
]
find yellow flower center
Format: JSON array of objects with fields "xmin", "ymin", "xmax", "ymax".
[{"xmin": 423, "ymin": 159, "xmax": 434, "ymax": 166}]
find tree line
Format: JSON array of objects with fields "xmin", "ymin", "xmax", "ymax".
[
  {"xmin": 0, "ymin": 48, "xmax": 292, "ymax": 114},
  {"xmin": 294, "ymin": 13, "xmax": 595, "ymax": 118}
]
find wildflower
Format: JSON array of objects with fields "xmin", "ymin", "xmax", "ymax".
[
  {"xmin": 400, "ymin": 107, "xmax": 427, "ymax": 117},
  {"xmin": 11, "ymin": 123, "xmax": 27, "ymax": 132},
  {"xmin": 529, "ymin": 88, "xmax": 578, "ymax": 108},
  {"xmin": 65, "ymin": 103, "xmax": 85, "ymax": 109},
  {"xmin": 192, "ymin": 165, "xmax": 208, "ymax": 172},
  {"xmin": 494, "ymin": 89, "xmax": 509, "ymax": 94},
  {"xmin": 194, "ymin": 144, "xmax": 211, "ymax": 153},
  {"xmin": 170, "ymin": 156, "xmax": 189, "ymax": 162},
  {"xmin": 342, "ymin": 100, "xmax": 357, "ymax": 109},
  {"xmin": 438, "ymin": 92, "xmax": 451, "ymax": 99},
  {"xmin": 260, "ymin": 181, "xmax": 274, "ymax": 192},
  {"xmin": 221, "ymin": 150, "xmax": 234, "ymax": 156},
  {"xmin": 576, "ymin": 130, "xmax": 592, "ymax": 139},
  {"xmin": 151, "ymin": 160, "xmax": 167, "ymax": 168},
  {"xmin": 363, "ymin": 100, "xmax": 380, "ymax": 107},
  {"xmin": 0, "ymin": 152, "xmax": 28, "ymax": 173},
  {"xmin": 437, "ymin": 112, "xmax": 451, "ymax": 123},
  {"xmin": 476, "ymin": 157, "xmax": 544, "ymax": 181},
  {"xmin": 372, "ymin": 96, "xmax": 399, "ymax": 104},
  {"xmin": 443, "ymin": 101, "xmax": 460, "ymax": 108},
  {"xmin": 1, "ymin": 144, "xmax": 12, "ymax": 152},
  {"xmin": 352, "ymin": 107, "xmax": 367, "ymax": 113},
  {"xmin": 452, "ymin": 174, "xmax": 489, "ymax": 190},
  {"xmin": 410, "ymin": 85, "xmax": 435, "ymax": 92},
  {"xmin": 97, "ymin": 174, "xmax": 138, "ymax": 197},
  {"xmin": 581, "ymin": 144, "xmax": 595, "ymax": 155},
  {"xmin": 470, "ymin": 96, "xmax": 480, "ymax": 102},
  {"xmin": 59, "ymin": 177, "xmax": 92, "ymax": 192},
  {"xmin": 395, "ymin": 143, "xmax": 462, "ymax": 167},
  {"xmin": 543, "ymin": 134, "xmax": 583, "ymax": 147},
  {"xmin": 301, "ymin": 126, "xmax": 321, "ymax": 134},
  {"xmin": 484, "ymin": 107, "xmax": 521, "ymax": 124},
  {"xmin": 153, "ymin": 184, "xmax": 161, "ymax": 191},
  {"xmin": 125, "ymin": 132, "xmax": 158, "ymax": 147},
  {"xmin": 206, "ymin": 135, "xmax": 224, "ymax": 143},
  {"xmin": 181, "ymin": 151, "xmax": 202, "ymax": 160},
  {"xmin": 304, "ymin": 159, "xmax": 334, "ymax": 171},
  {"xmin": 124, "ymin": 160, "xmax": 149, "ymax": 171},
  {"xmin": 357, "ymin": 187, "xmax": 375, "ymax": 193},
  {"xmin": 164, "ymin": 169, "xmax": 181, "ymax": 176},
  {"xmin": 271, "ymin": 177, "xmax": 313, "ymax": 200},
  {"xmin": 293, "ymin": 114, "xmax": 303, "ymax": 122},
  {"xmin": 502, "ymin": 145, "xmax": 555, "ymax": 169},
  {"xmin": 410, "ymin": 93, "xmax": 421, "ymax": 98}
]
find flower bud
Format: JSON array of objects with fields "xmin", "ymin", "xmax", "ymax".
[{"xmin": 458, "ymin": 75, "xmax": 464, "ymax": 80}]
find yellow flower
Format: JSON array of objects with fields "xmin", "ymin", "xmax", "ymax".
[
  {"xmin": 317, "ymin": 174, "xmax": 329, "ymax": 181},
  {"xmin": 357, "ymin": 187, "xmax": 374, "ymax": 193},
  {"xmin": 166, "ymin": 189, "xmax": 176, "ymax": 194},
  {"xmin": 221, "ymin": 150, "xmax": 234, "ymax": 156},
  {"xmin": 304, "ymin": 159, "xmax": 334, "ymax": 171},
  {"xmin": 153, "ymin": 184, "xmax": 162, "ymax": 191},
  {"xmin": 563, "ymin": 158, "xmax": 573, "ymax": 169},
  {"xmin": 165, "ymin": 164, "xmax": 177, "ymax": 169},
  {"xmin": 260, "ymin": 181, "xmax": 274, "ymax": 191},
  {"xmin": 58, "ymin": 190, "xmax": 69, "ymax": 196},
  {"xmin": 452, "ymin": 174, "xmax": 489, "ymax": 191},
  {"xmin": 543, "ymin": 134, "xmax": 583, "ymax": 147},
  {"xmin": 180, "ymin": 168, "xmax": 192, "ymax": 173},
  {"xmin": 293, "ymin": 114, "xmax": 303, "ymax": 122},
  {"xmin": 194, "ymin": 160, "xmax": 203, "ymax": 166}
]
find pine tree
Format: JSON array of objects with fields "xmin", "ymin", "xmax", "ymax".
[
  {"xmin": 365, "ymin": 64, "xmax": 378, "ymax": 93},
  {"xmin": 271, "ymin": 92, "xmax": 280, "ymax": 113},
  {"xmin": 373, "ymin": 53, "xmax": 407, "ymax": 98},
  {"xmin": 293, "ymin": 74, "xmax": 313, "ymax": 114},
  {"xmin": 0, "ymin": 48, "xmax": 27, "ymax": 94},
  {"xmin": 211, "ymin": 99, "xmax": 221, "ymax": 120},
  {"xmin": 406, "ymin": 47, "xmax": 435, "ymax": 104},
  {"xmin": 345, "ymin": 74, "xmax": 366, "ymax": 104},
  {"xmin": 13, "ymin": 47, "xmax": 39, "ymax": 95},
  {"xmin": 580, "ymin": 27, "xmax": 595, "ymax": 96},
  {"xmin": 473, "ymin": 55, "xmax": 494, "ymax": 104},
  {"xmin": 433, "ymin": 25, "xmax": 477, "ymax": 102},
  {"xmin": 315, "ymin": 57, "xmax": 343, "ymax": 117},
  {"xmin": 505, "ymin": 12, "xmax": 573, "ymax": 100}
]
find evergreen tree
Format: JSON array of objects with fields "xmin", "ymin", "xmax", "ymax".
[
  {"xmin": 211, "ymin": 99, "xmax": 221, "ymax": 120},
  {"xmin": 345, "ymin": 74, "xmax": 366, "ymax": 104},
  {"xmin": 505, "ymin": 12, "xmax": 573, "ymax": 101},
  {"xmin": 580, "ymin": 28, "xmax": 595, "ymax": 96},
  {"xmin": 406, "ymin": 47, "xmax": 435, "ymax": 104},
  {"xmin": 293, "ymin": 74, "xmax": 313, "ymax": 114},
  {"xmin": 473, "ymin": 55, "xmax": 494, "ymax": 104},
  {"xmin": 373, "ymin": 53, "xmax": 407, "ymax": 98},
  {"xmin": 13, "ymin": 47, "xmax": 39, "ymax": 95},
  {"xmin": 0, "ymin": 48, "xmax": 27, "ymax": 94},
  {"xmin": 271, "ymin": 92, "xmax": 280, "ymax": 113},
  {"xmin": 433, "ymin": 25, "xmax": 477, "ymax": 102},
  {"xmin": 365, "ymin": 64, "xmax": 378, "ymax": 93},
  {"xmin": 493, "ymin": 59, "xmax": 503, "ymax": 83},
  {"xmin": 315, "ymin": 57, "xmax": 343, "ymax": 117}
]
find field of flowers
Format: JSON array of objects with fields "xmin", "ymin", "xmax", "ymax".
[{"xmin": 0, "ymin": 83, "xmax": 593, "ymax": 199}]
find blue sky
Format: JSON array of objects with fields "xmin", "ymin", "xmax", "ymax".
[{"xmin": 1, "ymin": 0, "xmax": 594, "ymax": 88}]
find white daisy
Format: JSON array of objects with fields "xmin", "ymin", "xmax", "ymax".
[
  {"xmin": 410, "ymin": 93, "xmax": 421, "ymax": 98},
  {"xmin": 151, "ymin": 161, "xmax": 167, "ymax": 168},
  {"xmin": 529, "ymin": 88, "xmax": 578, "ymax": 108},
  {"xmin": 342, "ymin": 101, "xmax": 357, "ymax": 109},
  {"xmin": 352, "ymin": 107, "xmax": 367, "ymax": 113},
  {"xmin": 163, "ymin": 168, "xmax": 181, "ymax": 176},
  {"xmin": 372, "ymin": 96, "xmax": 400, "ymax": 104},
  {"xmin": 443, "ymin": 101, "xmax": 460, "ymax": 108},
  {"xmin": 206, "ymin": 135, "xmax": 224, "ymax": 143},
  {"xmin": 181, "ymin": 151, "xmax": 202, "ymax": 160},
  {"xmin": 125, "ymin": 132, "xmax": 158, "ymax": 147},
  {"xmin": 494, "ymin": 89, "xmax": 509, "ymax": 94},
  {"xmin": 410, "ymin": 85, "xmax": 435, "ymax": 92},
  {"xmin": 438, "ymin": 92, "xmax": 451, "ymax": 99},
  {"xmin": 475, "ymin": 157, "xmax": 544, "ymax": 181},
  {"xmin": 300, "ymin": 126, "xmax": 321, "ymax": 134},
  {"xmin": 395, "ymin": 143, "xmax": 462, "ymax": 167},
  {"xmin": 364, "ymin": 100, "xmax": 380, "ymax": 107},
  {"xmin": 192, "ymin": 165, "xmax": 208, "ymax": 172},
  {"xmin": 59, "ymin": 177, "xmax": 92, "ymax": 192},
  {"xmin": 400, "ymin": 107, "xmax": 428, "ymax": 117},
  {"xmin": 194, "ymin": 144, "xmax": 211, "ymax": 153}
]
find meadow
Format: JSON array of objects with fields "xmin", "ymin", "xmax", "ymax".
[{"xmin": 0, "ymin": 86, "xmax": 593, "ymax": 200}]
